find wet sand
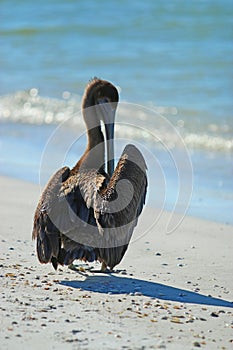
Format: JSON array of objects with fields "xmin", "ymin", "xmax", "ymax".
[{"xmin": 0, "ymin": 175, "xmax": 232, "ymax": 349}]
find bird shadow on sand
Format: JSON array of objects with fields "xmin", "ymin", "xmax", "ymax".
[{"xmin": 60, "ymin": 273, "xmax": 233, "ymax": 308}]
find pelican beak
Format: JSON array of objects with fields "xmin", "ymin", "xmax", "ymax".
[
  {"xmin": 97, "ymin": 98, "xmax": 116, "ymax": 177},
  {"xmin": 105, "ymin": 120, "xmax": 115, "ymax": 177}
]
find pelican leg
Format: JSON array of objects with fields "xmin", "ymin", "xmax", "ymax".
[
  {"xmin": 68, "ymin": 263, "xmax": 79, "ymax": 271},
  {"xmin": 68, "ymin": 264, "xmax": 89, "ymax": 273}
]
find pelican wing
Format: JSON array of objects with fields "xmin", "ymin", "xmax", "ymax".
[
  {"xmin": 32, "ymin": 166, "xmax": 107, "ymax": 269},
  {"xmin": 92, "ymin": 144, "xmax": 148, "ymax": 268},
  {"xmin": 32, "ymin": 167, "xmax": 70, "ymax": 266}
]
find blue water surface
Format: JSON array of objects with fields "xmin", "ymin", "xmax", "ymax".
[{"xmin": 0, "ymin": 0, "xmax": 232, "ymax": 224}]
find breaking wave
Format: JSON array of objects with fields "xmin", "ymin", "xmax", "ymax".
[{"xmin": 0, "ymin": 89, "xmax": 232, "ymax": 153}]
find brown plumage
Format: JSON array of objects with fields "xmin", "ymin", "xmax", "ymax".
[{"xmin": 32, "ymin": 78, "xmax": 147, "ymax": 271}]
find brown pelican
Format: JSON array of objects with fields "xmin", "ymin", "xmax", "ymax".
[{"xmin": 32, "ymin": 78, "xmax": 147, "ymax": 271}]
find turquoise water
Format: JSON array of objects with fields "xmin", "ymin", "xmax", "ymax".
[{"xmin": 0, "ymin": 0, "xmax": 232, "ymax": 224}]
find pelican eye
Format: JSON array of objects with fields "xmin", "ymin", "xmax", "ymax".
[{"xmin": 97, "ymin": 97, "xmax": 110, "ymax": 104}]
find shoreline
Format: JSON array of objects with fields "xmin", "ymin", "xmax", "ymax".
[
  {"xmin": 2, "ymin": 169, "xmax": 233, "ymax": 227},
  {"xmin": 0, "ymin": 175, "xmax": 232, "ymax": 349}
]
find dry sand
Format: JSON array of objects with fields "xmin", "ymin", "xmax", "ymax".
[{"xmin": 0, "ymin": 175, "xmax": 232, "ymax": 349}]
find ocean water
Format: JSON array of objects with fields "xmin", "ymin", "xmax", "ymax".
[{"xmin": 0, "ymin": 0, "xmax": 232, "ymax": 225}]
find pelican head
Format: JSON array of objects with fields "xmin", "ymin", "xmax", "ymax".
[{"xmin": 82, "ymin": 78, "xmax": 119, "ymax": 176}]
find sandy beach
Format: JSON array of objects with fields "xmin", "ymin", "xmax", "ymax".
[{"xmin": 0, "ymin": 175, "xmax": 232, "ymax": 350}]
